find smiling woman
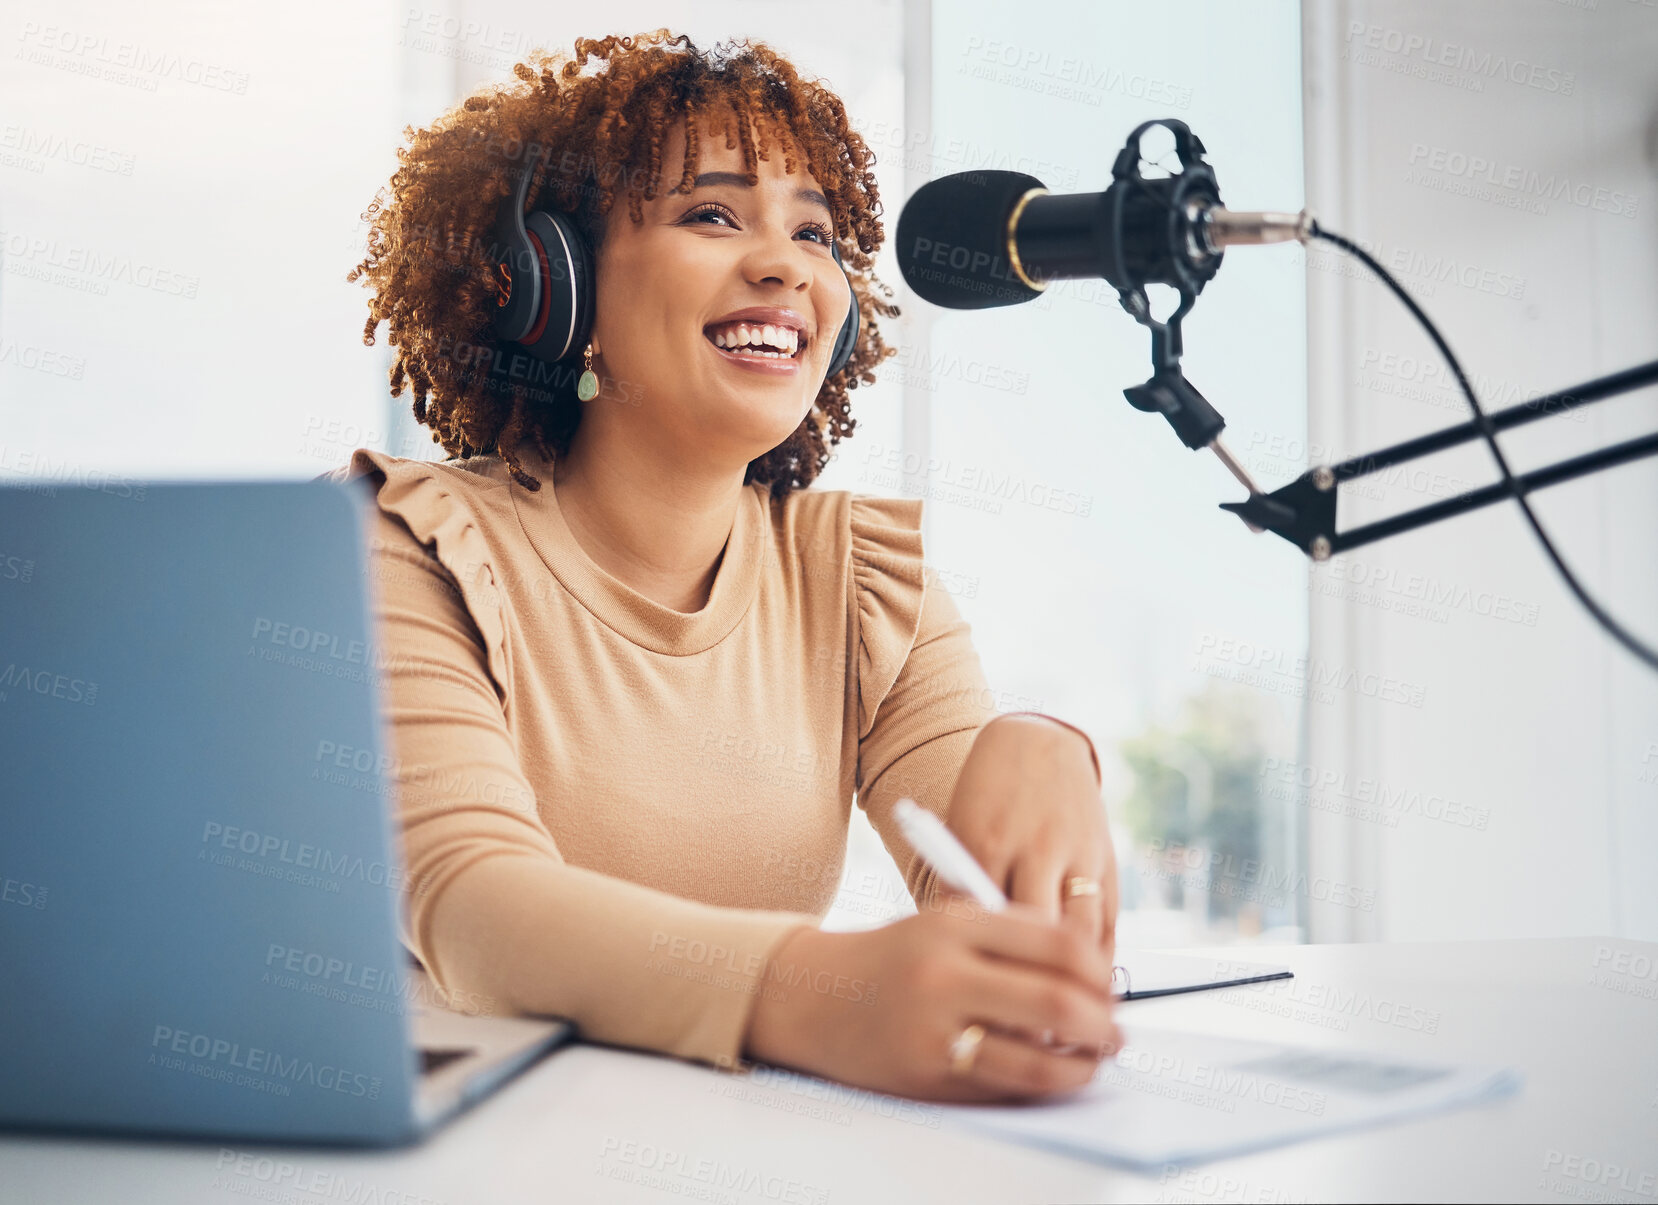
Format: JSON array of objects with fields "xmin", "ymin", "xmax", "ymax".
[
  {"xmin": 348, "ymin": 28, "xmax": 894, "ymax": 498},
  {"xmin": 329, "ymin": 29, "xmax": 1120, "ymax": 1105}
]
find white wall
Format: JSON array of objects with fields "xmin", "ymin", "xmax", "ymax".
[
  {"xmin": 1300, "ymin": 0, "xmax": 1658, "ymax": 942},
  {"xmin": 0, "ymin": 0, "xmax": 401, "ymax": 479}
]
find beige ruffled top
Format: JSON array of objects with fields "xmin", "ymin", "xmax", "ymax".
[{"xmin": 330, "ymin": 446, "xmax": 1099, "ymax": 1070}]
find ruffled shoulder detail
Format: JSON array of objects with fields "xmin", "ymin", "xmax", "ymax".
[
  {"xmin": 849, "ymin": 493, "xmax": 928, "ymax": 739},
  {"xmin": 331, "ymin": 448, "xmax": 515, "ymax": 707}
]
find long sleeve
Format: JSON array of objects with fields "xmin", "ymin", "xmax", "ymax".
[
  {"xmin": 361, "ymin": 491, "xmax": 817, "ymax": 1070},
  {"xmin": 848, "ymin": 496, "xmax": 998, "ymax": 910},
  {"xmin": 847, "ymin": 496, "xmax": 1106, "ymax": 912}
]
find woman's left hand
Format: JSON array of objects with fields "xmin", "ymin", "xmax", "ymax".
[{"xmin": 942, "ymin": 714, "xmax": 1118, "ymax": 955}]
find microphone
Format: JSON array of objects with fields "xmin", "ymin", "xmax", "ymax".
[
  {"xmin": 893, "ymin": 119, "xmax": 1313, "ymax": 521},
  {"xmin": 895, "ymin": 167, "xmax": 1311, "ymax": 311}
]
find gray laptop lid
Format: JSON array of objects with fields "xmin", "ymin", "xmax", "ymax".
[{"xmin": 0, "ymin": 476, "xmax": 421, "ymax": 1145}]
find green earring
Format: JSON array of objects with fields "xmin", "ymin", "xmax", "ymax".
[{"xmin": 576, "ymin": 343, "xmax": 599, "ymax": 401}]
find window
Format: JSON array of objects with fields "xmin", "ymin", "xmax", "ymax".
[{"xmin": 821, "ymin": 0, "xmax": 1310, "ymax": 948}]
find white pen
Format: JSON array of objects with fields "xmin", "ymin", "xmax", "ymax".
[
  {"xmin": 893, "ymin": 797, "xmax": 1008, "ymax": 912},
  {"xmin": 893, "ymin": 797, "xmax": 1130, "ymax": 1009}
]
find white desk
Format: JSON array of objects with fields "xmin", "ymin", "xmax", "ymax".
[{"xmin": 2, "ymin": 937, "xmax": 1653, "ymax": 1204}]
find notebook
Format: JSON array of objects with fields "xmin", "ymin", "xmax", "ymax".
[{"xmin": 1114, "ymin": 951, "xmax": 1293, "ymax": 1000}]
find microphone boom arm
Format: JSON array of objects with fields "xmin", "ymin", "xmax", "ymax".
[{"xmin": 1221, "ymin": 358, "xmax": 1658, "ymax": 558}]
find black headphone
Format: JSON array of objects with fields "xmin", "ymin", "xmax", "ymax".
[{"xmin": 490, "ymin": 152, "xmax": 860, "ymax": 380}]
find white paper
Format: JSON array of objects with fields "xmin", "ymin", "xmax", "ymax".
[{"xmin": 937, "ymin": 1026, "xmax": 1522, "ymax": 1170}]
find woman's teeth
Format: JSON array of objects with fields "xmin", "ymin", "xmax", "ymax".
[{"xmin": 708, "ymin": 321, "xmax": 800, "ymax": 358}]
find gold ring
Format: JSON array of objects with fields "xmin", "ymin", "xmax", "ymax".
[
  {"xmin": 948, "ymin": 1024, "xmax": 986, "ymax": 1076},
  {"xmin": 1063, "ymin": 876, "xmax": 1101, "ymax": 900}
]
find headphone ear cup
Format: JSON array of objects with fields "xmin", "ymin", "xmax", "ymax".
[
  {"xmin": 518, "ymin": 209, "xmax": 594, "ymax": 364},
  {"xmin": 492, "ymin": 172, "xmax": 543, "ymax": 346},
  {"xmin": 826, "ymin": 243, "xmax": 859, "ymax": 379}
]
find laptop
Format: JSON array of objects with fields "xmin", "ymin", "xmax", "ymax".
[{"xmin": 0, "ymin": 474, "xmax": 572, "ymax": 1146}]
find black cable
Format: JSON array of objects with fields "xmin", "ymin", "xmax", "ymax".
[
  {"xmin": 1308, "ymin": 223, "xmax": 1658, "ymax": 673},
  {"xmin": 1115, "ymin": 144, "xmax": 1658, "ymax": 671}
]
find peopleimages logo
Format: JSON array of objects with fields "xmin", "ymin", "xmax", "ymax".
[
  {"xmin": 1105, "ymin": 1047, "xmax": 1328, "ymax": 1116},
  {"xmin": 1321, "ymin": 558, "xmax": 1540, "ymax": 628},
  {"xmin": 1541, "ymin": 1150, "xmax": 1657, "ymax": 1198},
  {"xmin": 1191, "ymin": 634, "xmax": 1427, "ymax": 709},
  {"xmin": 597, "ymin": 1138, "xmax": 831, "ymax": 1205},
  {"xmin": 0, "ymin": 124, "xmax": 136, "ymax": 174},
  {"xmin": 1406, "ymin": 143, "xmax": 1638, "ymax": 219},
  {"xmin": 0, "ymin": 337, "xmax": 87, "ymax": 379},
  {"xmin": 250, "ymin": 617, "xmax": 372, "ymax": 665},
  {"xmin": 959, "ymin": 36, "xmax": 1195, "ymax": 109},
  {"xmin": 1144, "ymin": 839, "xmax": 1378, "ymax": 912},
  {"xmin": 149, "ymin": 1025, "xmax": 381, "ymax": 1099},
  {"xmin": 0, "ymin": 553, "xmax": 35, "ymax": 583},
  {"xmin": 1260, "ymin": 757, "xmax": 1492, "ymax": 831},
  {"xmin": 858, "ymin": 441, "xmax": 1094, "ymax": 518},
  {"xmin": 198, "ymin": 820, "xmax": 431, "ymax": 896},
  {"xmin": 0, "ymin": 229, "xmax": 201, "ymax": 298},
  {"xmin": 0, "ymin": 662, "xmax": 97, "ymax": 705},
  {"xmin": 0, "ymin": 444, "xmax": 147, "ymax": 499},
  {"xmin": 264, "ymin": 942, "xmax": 493, "ymax": 1017},
  {"xmin": 1590, "ymin": 944, "xmax": 1658, "ymax": 999},
  {"xmin": 646, "ymin": 931, "xmax": 879, "ymax": 1006},
  {"xmin": 0, "ymin": 873, "xmax": 48, "ymax": 910},
  {"xmin": 212, "ymin": 1149, "xmax": 447, "ymax": 1205},
  {"xmin": 15, "ymin": 22, "xmax": 251, "ymax": 93},
  {"xmin": 1342, "ymin": 21, "xmax": 1575, "ymax": 95}
]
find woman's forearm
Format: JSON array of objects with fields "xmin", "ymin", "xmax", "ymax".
[{"xmin": 422, "ymin": 851, "xmax": 819, "ymax": 1068}]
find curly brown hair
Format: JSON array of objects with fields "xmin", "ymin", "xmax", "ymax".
[{"xmin": 347, "ymin": 28, "xmax": 899, "ymax": 498}]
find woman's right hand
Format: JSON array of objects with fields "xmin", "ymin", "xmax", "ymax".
[{"xmin": 740, "ymin": 899, "xmax": 1121, "ymax": 1103}]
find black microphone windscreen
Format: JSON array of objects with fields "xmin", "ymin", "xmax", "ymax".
[{"xmin": 895, "ymin": 170, "xmax": 1047, "ymax": 310}]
